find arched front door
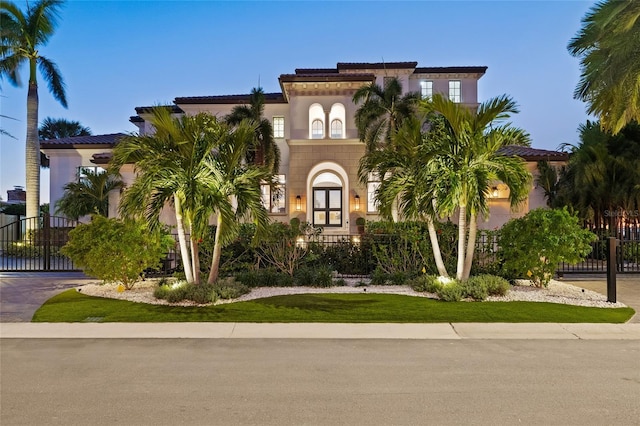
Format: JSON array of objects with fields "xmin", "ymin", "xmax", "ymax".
[{"xmin": 312, "ymin": 172, "xmax": 342, "ymax": 227}]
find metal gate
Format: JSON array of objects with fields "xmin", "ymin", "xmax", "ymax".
[{"xmin": 0, "ymin": 214, "xmax": 79, "ymax": 272}]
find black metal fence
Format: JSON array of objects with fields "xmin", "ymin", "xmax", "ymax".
[
  {"xmin": 558, "ymin": 237, "xmax": 640, "ymax": 274},
  {"xmin": 0, "ymin": 214, "xmax": 79, "ymax": 272}
]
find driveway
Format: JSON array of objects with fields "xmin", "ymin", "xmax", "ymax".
[{"xmin": 0, "ymin": 272, "xmax": 94, "ymax": 322}]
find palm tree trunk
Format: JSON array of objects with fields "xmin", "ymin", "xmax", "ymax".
[
  {"xmin": 207, "ymin": 214, "xmax": 224, "ymax": 285},
  {"xmin": 189, "ymin": 225, "xmax": 201, "ymax": 284},
  {"xmin": 174, "ymin": 195, "xmax": 194, "ymax": 283},
  {"xmin": 25, "ymin": 77, "xmax": 40, "ymax": 227},
  {"xmin": 426, "ymin": 217, "xmax": 449, "ymax": 277},
  {"xmin": 456, "ymin": 204, "xmax": 467, "ymax": 280},
  {"xmin": 462, "ymin": 213, "xmax": 477, "ymax": 280}
]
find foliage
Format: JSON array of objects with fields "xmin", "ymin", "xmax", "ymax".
[
  {"xmin": 38, "ymin": 117, "xmax": 91, "ymax": 167},
  {"xmin": 199, "ymin": 224, "xmax": 257, "ymax": 276},
  {"xmin": 553, "ymin": 121, "xmax": 640, "ymax": 230},
  {"xmin": 306, "ymin": 238, "xmax": 372, "ymax": 275},
  {"xmin": 0, "ymin": 0, "xmax": 68, "ymax": 219},
  {"xmin": 468, "ymin": 274, "xmax": 511, "ymax": 297},
  {"xmin": 353, "ymin": 76, "xmax": 420, "ymax": 152},
  {"xmin": 409, "ymin": 275, "xmax": 442, "ymax": 293},
  {"xmin": 459, "ymin": 278, "xmax": 489, "ymax": 301},
  {"xmin": 1, "ymin": 203, "xmax": 25, "ymax": 216},
  {"xmin": 293, "ymin": 266, "xmax": 335, "ymax": 288},
  {"xmin": 61, "ymin": 216, "xmax": 174, "ymax": 289},
  {"xmin": 55, "ymin": 168, "xmax": 123, "ymax": 220},
  {"xmin": 153, "ymin": 277, "xmax": 250, "ymax": 303},
  {"xmin": 225, "ymin": 87, "xmax": 281, "ymax": 174},
  {"xmin": 436, "ymin": 281, "xmax": 463, "ymax": 302},
  {"xmin": 568, "ymin": 0, "xmax": 640, "ymax": 133},
  {"xmin": 234, "ymin": 268, "xmax": 294, "ymax": 288},
  {"xmin": 499, "ymin": 208, "xmax": 597, "ymax": 287},
  {"xmin": 256, "ymin": 221, "xmax": 321, "ymax": 276}
]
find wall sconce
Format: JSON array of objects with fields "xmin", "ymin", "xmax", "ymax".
[
  {"xmin": 354, "ymin": 194, "xmax": 360, "ymax": 211},
  {"xmin": 491, "ymin": 187, "xmax": 499, "ymax": 198},
  {"xmin": 296, "ymin": 195, "xmax": 301, "ymax": 211}
]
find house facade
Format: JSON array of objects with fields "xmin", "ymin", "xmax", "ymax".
[{"xmin": 41, "ymin": 61, "xmax": 568, "ymax": 232}]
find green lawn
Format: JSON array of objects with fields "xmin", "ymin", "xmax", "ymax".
[{"xmin": 32, "ymin": 289, "xmax": 635, "ymax": 323}]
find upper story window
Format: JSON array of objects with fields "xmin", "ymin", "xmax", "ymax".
[
  {"xmin": 77, "ymin": 166, "xmax": 105, "ymax": 183},
  {"xmin": 273, "ymin": 117, "xmax": 284, "ymax": 138},
  {"xmin": 261, "ymin": 174, "xmax": 286, "ymax": 213},
  {"xmin": 449, "ymin": 80, "xmax": 461, "ymax": 103},
  {"xmin": 420, "ymin": 81, "xmax": 433, "ymax": 100},
  {"xmin": 331, "ymin": 119, "xmax": 343, "ymax": 139},
  {"xmin": 367, "ymin": 172, "xmax": 381, "ymax": 213},
  {"xmin": 312, "ymin": 119, "xmax": 324, "ymax": 139}
]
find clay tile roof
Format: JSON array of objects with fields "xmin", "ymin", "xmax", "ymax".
[
  {"xmin": 129, "ymin": 116, "xmax": 144, "ymax": 123},
  {"xmin": 40, "ymin": 133, "xmax": 127, "ymax": 149},
  {"xmin": 90, "ymin": 152, "xmax": 113, "ymax": 165},
  {"xmin": 414, "ymin": 66, "xmax": 488, "ymax": 75},
  {"xmin": 174, "ymin": 92, "xmax": 286, "ymax": 104},
  {"xmin": 295, "ymin": 68, "xmax": 338, "ymax": 74},
  {"xmin": 498, "ymin": 145, "xmax": 569, "ymax": 161},
  {"xmin": 134, "ymin": 105, "xmax": 184, "ymax": 114},
  {"xmin": 337, "ymin": 62, "xmax": 418, "ymax": 70},
  {"xmin": 279, "ymin": 73, "xmax": 375, "ymax": 83}
]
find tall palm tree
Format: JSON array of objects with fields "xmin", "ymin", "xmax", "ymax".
[
  {"xmin": 367, "ymin": 115, "xmax": 449, "ymax": 277},
  {"xmin": 111, "ymin": 108, "xmax": 217, "ymax": 284},
  {"xmin": 568, "ymin": 0, "xmax": 640, "ymax": 134},
  {"xmin": 205, "ymin": 120, "xmax": 271, "ymax": 284},
  {"xmin": 353, "ymin": 77, "xmax": 420, "ymax": 153},
  {"xmin": 39, "ymin": 117, "xmax": 91, "ymax": 167},
  {"xmin": 420, "ymin": 94, "xmax": 532, "ymax": 280},
  {"xmin": 0, "ymin": 0, "xmax": 67, "ymax": 221},
  {"xmin": 112, "ymin": 108, "xmax": 271, "ymax": 285},
  {"xmin": 225, "ymin": 87, "xmax": 280, "ymax": 174},
  {"xmin": 54, "ymin": 168, "xmax": 122, "ymax": 221}
]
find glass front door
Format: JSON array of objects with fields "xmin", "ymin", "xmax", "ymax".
[{"xmin": 313, "ymin": 188, "xmax": 342, "ymax": 227}]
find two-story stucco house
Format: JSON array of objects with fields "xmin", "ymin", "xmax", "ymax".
[{"xmin": 41, "ymin": 61, "xmax": 568, "ymax": 232}]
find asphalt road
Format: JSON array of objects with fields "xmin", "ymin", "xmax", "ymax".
[{"xmin": 2, "ymin": 339, "xmax": 639, "ymax": 425}]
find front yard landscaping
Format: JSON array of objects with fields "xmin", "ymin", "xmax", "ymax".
[{"xmin": 32, "ymin": 290, "xmax": 634, "ymax": 323}]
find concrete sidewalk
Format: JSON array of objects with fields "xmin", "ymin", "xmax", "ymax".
[{"xmin": 2, "ymin": 322, "xmax": 639, "ymax": 339}]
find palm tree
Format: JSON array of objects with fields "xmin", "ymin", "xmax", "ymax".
[
  {"xmin": 420, "ymin": 94, "xmax": 532, "ymax": 280},
  {"xmin": 555, "ymin": 120, "xmax": 640, "ymax": 231},
  {"xmin": 54, "ymin": 168, "xmax": 122, "ymax": 221},
  {"xmin": 112, "ymin": 108, "xmax": 271, "ymax": 285},
  {"xmin": 568, "ymin": 0, "xmax": 640, "ymax": 134},
  {"xmin": 225, "ymin": 87, "xmax": 280, "ymax": 174},
  {"xmin": 112, "ymin": 108, "xmax": 216, "ymax": 284},
  {"xmin": 204, "ymin": 120, "xmax": 271, "ymax": 284},
  {"xmin": 0, "ymin": 0, "xmax": 67, "ymax": 221},
  {"xmin": 39, "ymin": 117, "xmax": 91, "ymax": 167},
  {"xmin": 353, "ymin": 77, "xmax": 420, "ymax": 153},
  {"xmin": 39, "ymin": 117, "xmax": 91, "ymax": 139},
  {"xmin": 367, "ymin": 115, "xmax": 449, "ymax": 276}
]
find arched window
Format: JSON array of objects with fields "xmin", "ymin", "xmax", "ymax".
[
  {"xmin": 329, "ymin": 103, "xmax": 346, "ymax": 139},
  {"xmin": 330, "ymin": 119, "xmax": 343, "ymax": 139},
  {"xmin": 312, "ymin": 172, "xmax": 342, "ymax": 227},
  {"xmin": 312, "ymin": 119, "xmax": 324, "ymax": 139}
]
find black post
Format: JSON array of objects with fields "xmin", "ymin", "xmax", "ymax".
[
  {"xmin": 607, "ymin": 236, "xmax": 617, "ymax": 303},
  {"xmin": 43, "ymin": 213, "xmax": 51, "ymax": 271}
]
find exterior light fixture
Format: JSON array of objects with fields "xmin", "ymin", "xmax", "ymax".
[
  {"xmin": 492, "ymin": 187, "xmax": 499, "ymax": 198},
  {"xmin": 354, "ymin": 194, "xmax": 360, "ymax": 211},
  {"xmin": 296, "ymin": 195, "xmax": 301, "ymax": 211}
]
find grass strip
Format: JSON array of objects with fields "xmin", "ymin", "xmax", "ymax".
[{"xmin": 32, "ymin": 290, "xmax": 635, "ymax": 323}]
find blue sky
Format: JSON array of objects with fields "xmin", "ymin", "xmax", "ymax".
[{"xmin": 1, "ymin": 0, "xmax": 594, "ymax": 203}]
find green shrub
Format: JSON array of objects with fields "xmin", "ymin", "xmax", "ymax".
[
  {"xmin": 499, "ymin": 208, "xmax": 597, "ymax": 287},
  {"xmin": 469, "ymin": 274, "xmax": 511, "ymax": 296},
  {"xmin": 436, "ymin": 282, "xmax": 463, "ymax": 302},
  {"xmin": 370, "ymin": 268, "xmax": 389, "ymax": 285},
  {"xmin": 389, "ymin": 271, "xmax": 409, "ymax": 285},
  {"xmin": 294, "ymin": 266, "xmax": 334, "ymax": 288},
  {"xmin": 460, "ymin": 279, "xmax": 488, "ymax": 301},
  {"xmin": 235, "ymin": 268, "xmax": 293, "ymax": 288},
  {"xmin": 61, "ymin": 216, "xmax": 174, "ymax": 289},
  {"xmin": 409, "ymin": 275, "xmax": 443, "ymax": 293},
  {"xmin": 213, "ymin": 277, "xmax": 250, "ymax": 300}
]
